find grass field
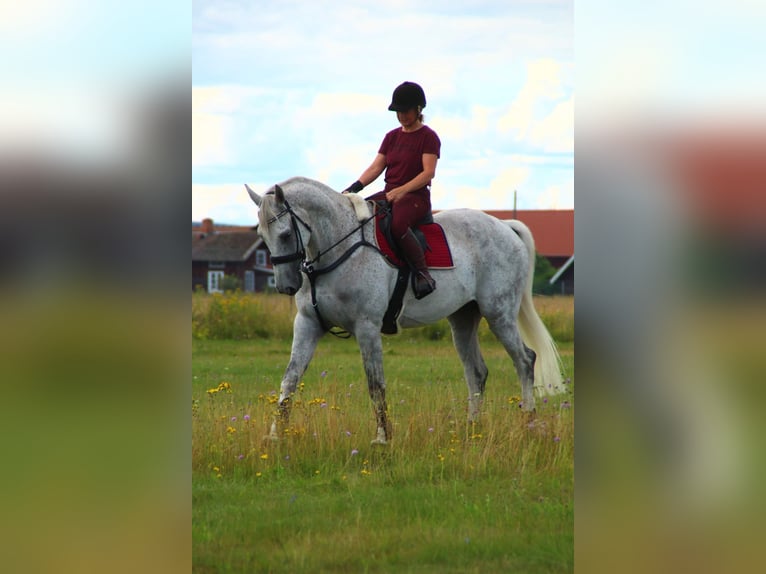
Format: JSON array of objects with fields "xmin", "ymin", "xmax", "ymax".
[{"xmin": 193, "ymin": 295, "xmax": 573, "ymax": 573}]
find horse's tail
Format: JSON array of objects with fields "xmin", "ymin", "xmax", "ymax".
[{"xmin": 505, "ymin": 220, "xmax": 566, "ymax": 395}]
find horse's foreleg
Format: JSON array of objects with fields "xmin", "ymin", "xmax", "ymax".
[
  {"xmin": 268, "ymin": 312, "xmax": 323, "ymax": 440},
  {"xmin": 356, "ymin": 323, "xmax": 390, "ymax": 445}
]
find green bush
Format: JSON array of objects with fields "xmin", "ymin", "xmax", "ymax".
[{"xmin": 192, "ymin": 292, "xmax": 573, "ymax": 344}]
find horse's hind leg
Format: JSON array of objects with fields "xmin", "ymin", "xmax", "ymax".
[
  {"xmin": 448, "ymin": 302, "xmax": 489, "ymax": 423},
  {"xmin": 355, "ymin": 321, "xmax": 390, "ymax": 445},
  {"xmin": 486, "ymin": 315, "xmax": 537, "ymax": 412}
]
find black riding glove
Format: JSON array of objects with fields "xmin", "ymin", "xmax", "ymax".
[{"xmin": 344, "ymin": 180, "xmax": 364, "ymax": 193}]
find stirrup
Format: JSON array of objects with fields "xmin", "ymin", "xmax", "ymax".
[{"xmin": 413, "ymin": 272, "xmax": 436, "ymax": 299}]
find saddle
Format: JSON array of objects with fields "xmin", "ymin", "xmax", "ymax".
[{"xmin": 371, "ymin": 200, "xmax": 454, "ymax": 335}]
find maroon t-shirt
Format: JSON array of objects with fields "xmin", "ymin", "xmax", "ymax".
[{"xmin": 378, "ymin": 125, "xmax": 441, "ymax": 197}]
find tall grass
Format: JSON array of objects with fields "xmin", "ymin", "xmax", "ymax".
[
  {"xmin": 192, "ymin": 291, "xmax": 573, "ymax": 343},
  {"xmin": 192, "ymin": 291, "xmax": 295, "ymax": 340},
  {"xmin": 193, "ymin": 337, "xmax": 574, "ymax": 573}
]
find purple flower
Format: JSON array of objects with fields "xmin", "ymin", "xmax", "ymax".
[
  {"xmin": 345, "ymin": 430, "xmax": 352, "ymax": 437},
  {"xmin": 237, "ymin": 454, "xmax": 244, "ymax": 460},
  {"xmin": 561, "ymin": 401, "xmax": 571, "ymax": 409},
  {"xmin": 320, "ymin": 370, "xmax": 327, "ymax": 378},
  {"xmin": 553, "ymin": 436, "xmax": 561, "ymax": 442},
  {"xmin": 543, "ymin": 397, "xmax": 548, "ymax": 404},
  {"xmin": 351, "ymin": 449, "xmax": 359, "ymax": 456},
  {"xmin": 320, "ymin": 402, "xmax": 327, "ymax": 408},
  {"xmin": 243, "ymin": 414, "xmax": 251, "ymax": 421},
  {"xmin": 231, "ymin": 416, "xmax": 237, "ymax": 422},
  {"xmin": 428, "ymin": 427, "xmax": 434, "ymax": 433}
]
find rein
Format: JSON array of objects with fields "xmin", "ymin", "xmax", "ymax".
[{"xmin": 267, "ymin": 196, "xmax": 386, "ymax": 338}]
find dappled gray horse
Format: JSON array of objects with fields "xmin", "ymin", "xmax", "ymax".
[{"xmin": 246, "ymin": 177, "xmax": 564, "ymax": 444}]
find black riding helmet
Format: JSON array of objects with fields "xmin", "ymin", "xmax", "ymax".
[{"xmin": 388, "ymin": 81, "xmax": 427, "ymax": 111}]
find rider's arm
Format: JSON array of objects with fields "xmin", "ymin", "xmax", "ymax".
[{"xmin": 344, "ymin": 153, "xmax": 387, "ymax": 193}]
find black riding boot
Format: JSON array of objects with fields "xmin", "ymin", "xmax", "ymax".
[{"xmin": 397, "ymin": 228, "xmax": 436, "ymax": 299}]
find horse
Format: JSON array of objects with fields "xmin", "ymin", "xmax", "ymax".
[{"xmin": 245, "ymin": 177, "xmax": 565, "ymax": 444}]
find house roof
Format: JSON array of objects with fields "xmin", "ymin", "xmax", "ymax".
[
  {"xmin": 192, "ymin": 231, "xmax": 262, "ymax": 262},
  {"xmin": 191, "ymin": 209, "xmax": 574, "ymax": 260},
  {"xmin": 481, "ymin": 210, "xmax": 574, "ymax": 257}
]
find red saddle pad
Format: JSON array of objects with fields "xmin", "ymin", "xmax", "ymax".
[{"xmin": 373, "ymin": 211, "xmax": 455, "ymax": 269}]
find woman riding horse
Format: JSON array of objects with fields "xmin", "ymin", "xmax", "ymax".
[{"xmin": 343, "ymin": 81, "xmax": 440, "ymax": 299}]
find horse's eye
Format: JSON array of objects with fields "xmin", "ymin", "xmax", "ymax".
[{"xmin": 278, "ymin": 229, "xmax": 292, "ymax": 241}]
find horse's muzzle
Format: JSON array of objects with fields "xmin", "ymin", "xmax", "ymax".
[{"xmin": 277, "ymin": 274, "xmax": 303, "ymax": 296}]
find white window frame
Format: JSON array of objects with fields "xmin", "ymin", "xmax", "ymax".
[{"xmin": 208, "ymin": 270, "xmax": 225, "ymax": 293}]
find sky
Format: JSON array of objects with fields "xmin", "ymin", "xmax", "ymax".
[{"xmin": 192, "ymin": 0, "xmax": 574, "ymax": 225}]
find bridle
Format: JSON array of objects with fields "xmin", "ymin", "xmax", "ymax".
[
  {"xmin": 262, "ymin": 190, "xmax": 385, "ymax": 337},
  {"xmin": 264, "ymin": 197, "xmax": 312, "ymax": 266}
]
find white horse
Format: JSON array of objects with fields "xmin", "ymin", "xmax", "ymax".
[{"xmin": 246, "ymin": 177, "xmax": 565, "ymax": 444}]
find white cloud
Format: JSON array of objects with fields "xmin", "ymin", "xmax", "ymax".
[
  {"xmin": 529, "ymin": 96, "xmax": 574, "ymax": 153},
  {"xmin": 498, "ymin": 58, "xmax": 566, "ymax": 139},
  {"xmin": 534, "ymin": 180, "xmax": 574, "ymax": 210},
  {"xmin": 192, "ymin": 183, "xmax": 264, "ymax": 224},
  {"xmin": 192, "ymin": 111, "xmax": 233, "ymax": 167}
]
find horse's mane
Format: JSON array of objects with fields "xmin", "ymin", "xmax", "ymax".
[{"xmin": 261, "ymin": 177, "xmax": 368, "ymax": 222}]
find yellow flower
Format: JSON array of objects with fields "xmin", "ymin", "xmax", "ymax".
[
  {"xmin": 226, "ymin": 426, "xmax": 236, "ymax": 434},
  {"xmin": 260, "ymin": 453, "xmax": 268, "ymax": 460},
  {"xmin": 508, "ymin": 395, "xmax": 521, "ymax": 405},
  {"xmin": 256, "ymin": 472, "xmax": 262, "ymax": 477}
]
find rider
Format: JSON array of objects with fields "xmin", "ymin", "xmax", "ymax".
[{"xmin": 343, "ymin": 81, "xmax": 440, "ymax": 299}]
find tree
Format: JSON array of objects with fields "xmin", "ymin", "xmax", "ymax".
[{"xmin": 533, "ymin": 255, "xmax": 556, "ymax": 295}]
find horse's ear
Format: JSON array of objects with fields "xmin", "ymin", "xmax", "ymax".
[
  {"xmin": 245, "ymin": 184, "xmax": 262, "ymax": 206},
  {"xmin": 274, "ymin": 184, "xmax": 285, "ymax": 204}
]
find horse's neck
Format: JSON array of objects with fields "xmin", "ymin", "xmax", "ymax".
[{"xmin": 299, "ymin": 191, "xmax": 359, "ymax": 259}]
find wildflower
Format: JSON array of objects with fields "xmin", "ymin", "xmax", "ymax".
[
  {"xmin": 320, "ymin": 370, "xmax": 327, "ymax": 378},
  {"xmin": 320, "ymin": 402, "xmax": 327, "ymax": 408},
  {"xmin": 428, "ymin": 427, "xmax": 434, "ymax": 433},
  {"xmin": 244, "ymin": 414, "xmax": 251, "ymax": 421},
  {"xmin": 554, "ymin": 436, "xmax": 561, "ymax": 442},
  {"xmin": 260, "ymin": 453, "xmax": 268, "ymax": 460},
  {"xmin": 256, "ymin": 472, "xmax": 262, "ymax": 477},
  {"xmin": 351, "ymin": 449, "xmax": 359, "ymax": 456},
  {"xmin": 231, "ymin": 416, "xmax": 237, "ymax": 422},
  {"xmin": 345, "ymin": 430, "xmax": 352, "ymax": 437},
  {"xmin": 226, "ymin": 426, "xmax": 236, "ymax": 434},
  {"xmin": 508, "ymin": 395, "xmax": 521, "ymax": 405},
  {"xmin": 543, "ymin": 397, "xmax": 548, "ymax": 404},
  {"xmin": 361, "ymin": 468, "xmax": 371, "ymax": 476},
  {"xmin": 237, "ymin": 454, "xmax": 244, "ymax": 460},
  {"xmin": 437, "ymin": 453, "xmax": 445, "ymax": 462},
  {"xmin": 560, "ymin": 401, "xmax": 571, "ymax": 409},
  {"xmin": 315, "ymin": 470, "xmax": 320, "ymax": 475}
]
